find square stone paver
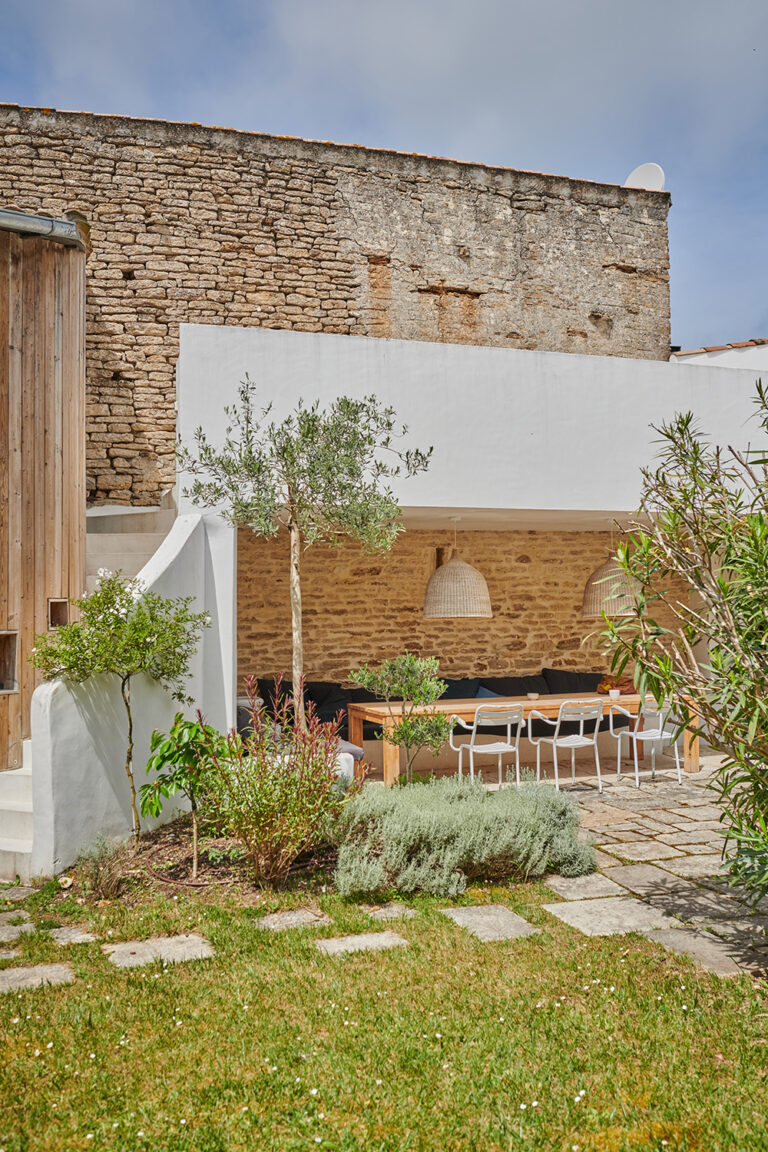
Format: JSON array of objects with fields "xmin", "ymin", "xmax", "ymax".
[
  {"xmin": 0, "ymin": 910, "xmax": 31, "ymax": 926},
  {"xmin": 0, "ymin": 923, "xmax": 33, "ymax": 943},
  {"xmin": 50, "ymin": 926, "xmax": 98, "ymax": 945},
  {"xmin": 102, "ymin": 933, "xmax": 214, "ymax": 969},
  {"xmin": 440, "ymin": 905, "xmax": 539, "ymax": 942},
  {"xmin": 645, "ymin": 929, "xmax": 743, "ymax": 976},
  {"xmin": 542, "ymin": 896, "xmax": 681, "ymax": 936},
  {"xmin": 660, "ymin": 854, "xmax": 725, "ymax": 880},
  {"xmin": 594, "ymin": 849, "xmax": 621, "ymax": 869},
  {"xmin": 361, "ymin": 903, "xmax": 417, "ymax": 922},
  {"xmin": 657, "ymin": 829, "xmax": 725, "ymax": 847},
  {"xmin": 676, "ymin": 805, "xmax": 724, "ymax": 822},
  {"xmin": 605, "ymin": 842, "xmax": 684, "ymax": 862},
  {"xmin": 0, "ymin": 886, "xmax": 36, "ymax": 903},
  {"xmin": 645, "ymin": 887, "xmax": 742, "ymax": 924},
  {"xmin": 0, "ymin": 963, "xmax": 74, "ymax": 993},
  {"xmin": 604, "ymin": 863, "xmax": 691, "ymax": 897},
  {"xmin": 315, "ymin": 931, "xmax": 408, "ymax": 956},
  {"xmin": 545, "ymin": 874, "xmax": 626, "ymax": 900},
  {"xmin": 255, "ymin": 909, "xmax": 331, "ymax": 932}
]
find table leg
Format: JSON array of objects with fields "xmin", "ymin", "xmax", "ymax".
[
  {"xmin": 684, "ymin": 726, "xmax": 700, "ymax": 774},
  {"xmin": 347, "ymin": 707, "xmax": 363, "ymax": 749},
  {"xmin": 381, "ymin": 718, "xmax": 400, "ymax": 786}
]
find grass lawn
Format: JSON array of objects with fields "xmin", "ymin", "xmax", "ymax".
[{"xmin": 2, "ymin": 853, "xmax": 768, "ymax": 1150}]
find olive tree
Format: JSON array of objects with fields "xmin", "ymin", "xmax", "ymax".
[
  {"xmin": 350, "ymin": 652, "xmax": 454, "ymax": 784},
  {"xmin": 600, "ymin": 382, "xmax": 768, "ymax": 898},
  {"xmin": 30, "ymin": 572, "xmax": 209, "ymax": 840},
  {"xmin": 178, "ymin": 377, "xmax": 431, "ymax": 724}
]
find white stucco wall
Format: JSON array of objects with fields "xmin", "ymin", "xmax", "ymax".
[
  {"xmin": 29, "ymin": 512, "xmax": 236, "ymax": 875},
  {"xmin": 177, "ymin": 325, "xmax": 763, "ymax": 520},
  {"xmin": 672, "ymin": 345, "xmax": 768, "ymax": 373}
]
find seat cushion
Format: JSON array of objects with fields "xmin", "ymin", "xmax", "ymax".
[
  {"xmin": 541, "ymin": 667, "xmax": 604, "ymax": 695},
  {"xmin": 440, "ymin": 678, "xmax": 481, "ymax": 699},
  {"xmin": 479, "ymin": 675, "xmax": 548, "ymax": 697}
]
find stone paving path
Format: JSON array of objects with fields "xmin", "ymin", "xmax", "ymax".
[
  {"xmin": 362, "ymin": 902, "xmax": 417, "ymax": 922},
  {"xmin": 256, "ymin": 908, "xmax": 331, "ymax": 931},
  {"xmin": 440, "ymin": 904, "xmax": 539, "ymax": 942},
  {"xmin": 103, "ymin": 933, "xmax": 214, "ymax": 968},
  {"xmin": 555, "ymin": 761, "xmax": 768, "ymax": 974},
  {"xmin": 316, "ymin": 931, "xmax": 409, "ymax": 955},
  {"xmin": 0, "ymin": 963, "xmax": 74, "ymax": 993}
]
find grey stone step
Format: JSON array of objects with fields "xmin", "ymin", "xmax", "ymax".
[
  {"xmin": 0, "ymin": 764, "xmax": 32, "ymax": 804},
  {"xmin": 0, "ymin": 839, "xmax": 33, "ymax": 884},
  {"xmin": 0, "ymin": 800, "xmax": 33, "ymax": 841}
]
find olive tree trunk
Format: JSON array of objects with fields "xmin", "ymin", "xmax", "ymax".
[
  {"xmin": 289, "ymin": 521, "xmax": 306, "ymax": 729},
  {"xmin": 119, "ymin": 674, "xmax": 141, "ymax": 840}
]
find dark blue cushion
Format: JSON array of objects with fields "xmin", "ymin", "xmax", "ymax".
[
  {"xmin": 476, "ymin": 685, "xmax": 500, "ymax": 698},
  {"xmin": 479, "ymin": 675, "xmax": 548, "ymax": 697},
  {"xmin": 440, "ymin": 678, "xmax": 480, "ymax": 699},
  {"xmin": 541, "ymin": 667, "xmax": 603, "ymax": 694}
]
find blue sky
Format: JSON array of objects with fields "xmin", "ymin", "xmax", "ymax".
[{"xmin": 2, "ymin": 0, "xmax": 766, "ymax": 349}]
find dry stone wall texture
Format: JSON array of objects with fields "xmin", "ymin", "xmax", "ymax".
[
  {"xmin": 0, "ymin": 105, "xmax": 671, "ymax": 505},
  {"xmin": 237, "ymin": 527, "xmax": 614, "ymax": 686}
]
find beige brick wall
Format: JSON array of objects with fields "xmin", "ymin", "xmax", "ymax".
[
  {"xmin": 237, "ymin": 527, "xmax": 613, "ymax": 686},
  {"xmin": 0, "ymin": 104, "xmax": 670, "ymax": 505}
]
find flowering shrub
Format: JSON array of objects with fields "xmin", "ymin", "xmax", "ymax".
[
  {"xmin": 202, "ymin": 678, "xmax": 360, "ymax": 885},
  {"xmin": 30, "ymin": 571, "xmax": 209, "ymax": 838},
  {"xmin": 334, "ymin": 775, "xmax": 593, "ymax": 898}
]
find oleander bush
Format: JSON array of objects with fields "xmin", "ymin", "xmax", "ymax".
[{"xmin": 334, "ymin": 775, "xmax": 593, "ymax": 898}]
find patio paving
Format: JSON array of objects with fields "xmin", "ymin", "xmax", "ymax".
[
  {"xmin": 255, "ymin": 909, "xmax": 332, "ymax": 932},
  {"xmin": 542, "ymin": 896, "xmax": 681, "ymax": 936},
  {"xmin": 0, "ymin": 963, "xmax": 74, "ymax": 993},
  {"xmin": 102, "ymin": 933, "xmax": 214, "ymax": 969},
  {"xmin": 544, "ymin": 874, "xmax": 625, "ymax": 900},
  {"xmin": 50, "ymin": 926, "xmax": 98, "ymax": 945},
  {"xmin": 316, "ymin": 931, "xmax": 409, "ymax": 956},
  {"xmin": 0, "ymin": 886, "xmax": 36, "ymax": 903},
  {"xmin": 551, "ymin": 756, "xmax": 768, "ymax": 974},
  {"xmin": 362, "ymin": 903, "xmax": 417, "ymax": 922},
  {"xmin": 440, "ymin": 905, "xmax": 539, "ymax": 941}
]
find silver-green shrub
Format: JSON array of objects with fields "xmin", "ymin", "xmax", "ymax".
[{"xmin": 334, "ymin": 776, "xmax": 593, "ymax": 898}]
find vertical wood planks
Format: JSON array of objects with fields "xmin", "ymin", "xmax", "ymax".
[{"xmin": 0, "ymin": 233, "xmax": 86, "ymax": 769}]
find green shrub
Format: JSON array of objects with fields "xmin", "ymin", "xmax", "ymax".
[
  {"xmin": 334, "ymin": 776, "xmax": 593, "ymax": 898},
  {"xmin": 203, "ymin": 679, "xmax": 361, "ymax": 885}
]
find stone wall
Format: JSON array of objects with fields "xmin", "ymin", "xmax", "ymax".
[
  {"xmin": 237, "ymin": 527, "xmax": 614, "ymax": 687},
  {"xmin": 0, "ymin": 104, "xmax": 671, "ymax": 505}
]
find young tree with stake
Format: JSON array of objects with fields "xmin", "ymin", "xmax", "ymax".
[{"xmin": 178, "ymin": 377, "xmax": 431, "ymax": 725}]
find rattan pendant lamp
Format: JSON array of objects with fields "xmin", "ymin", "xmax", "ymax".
[
  {"xmin": 423, "ymin": 518, "xmax": 492, "ymax": 619},
  {"xmin": 581, "ymin": 525, "xmax": 637, "ymax": 618}
]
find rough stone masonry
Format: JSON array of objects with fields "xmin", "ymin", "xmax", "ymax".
[{"xmin": 0, "ymin": 104, "xmax": 671, "ymax": 505}]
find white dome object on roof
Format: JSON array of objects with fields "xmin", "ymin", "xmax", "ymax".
[{"xmin": 623, "ymin": 163, "xmax": 665, "ymax": 191}]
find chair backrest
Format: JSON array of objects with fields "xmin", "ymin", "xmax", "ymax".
[
  {"xmin": 472, "ymin": 704, "xmax": 525, "ymax": 741},
  {"xmin": 555, "ymin": 699, "xmax": 603, "ymax": 740},
  {"xmin": 641, "ymin": 696, "xmax": 678, "ymax": 734}
]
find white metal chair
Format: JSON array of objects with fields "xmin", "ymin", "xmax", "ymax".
[
  {"xmin": 528, "ymin": 700, "xmax": 604, "ymax": 792},
  {"xmin": 609, "ymin": 698, "xmax": 682, "ymax": 786},
  {"xmin": 449, "ymin": 703, "xmax": 526, "ymax": 786}
]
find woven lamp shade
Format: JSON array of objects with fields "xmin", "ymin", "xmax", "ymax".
[
  {"xmin": 423, "ymin": 549, "xmax": 492, "ymax": 618},
  {"xmin": 581, "ymin": 559, "xmax": 637, "ymax": 618}
]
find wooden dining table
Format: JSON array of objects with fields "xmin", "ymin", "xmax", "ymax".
[{"xmin": 347, "ymin": 692, "xmax": 701, "ymax": 786}]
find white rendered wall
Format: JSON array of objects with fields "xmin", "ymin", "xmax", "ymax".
[
  {"xmin": 672, "ymin": 345, "xmax": 768, "ymax": 373},
  {"xmin": 178, "ymin": 326, "xmax": 763, "ymax": 519},
  {"xmin": 29, "ymin": 512, "xmax": 235, "ymax": 875}
]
